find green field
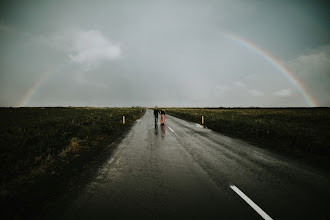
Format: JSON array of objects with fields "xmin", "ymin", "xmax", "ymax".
[
  {"xmin": 0, "ymin": 107, "xmax": 145, "ymax": 193},
  {"xmin": 166, "ymin": 108, "xmax": 330, "ymax": 157}
]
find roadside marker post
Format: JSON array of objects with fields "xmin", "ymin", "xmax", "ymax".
[
  {"xmin": 122, "ymin": 115, "xmax": 125, "ymax": 124},
  {"xmin": 201, "ymin": 116, "xmax": 204, "ymax": 125}
]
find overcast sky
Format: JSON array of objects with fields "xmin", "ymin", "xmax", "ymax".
[{"xmin": 0, "ymin": 0, "xmax": 329, "ymax": 107}]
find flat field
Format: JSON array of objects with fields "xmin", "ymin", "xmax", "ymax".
[
  {"xmin": 166, "ymin": 108, "xmax": 330, "ymax": 157},
  {"xmin": 0, "ymin": 107, "xmax": 145, "ymax": 196}
]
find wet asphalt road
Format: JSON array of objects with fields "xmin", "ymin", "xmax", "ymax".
[{"xmin": 62, "ymin": 109, "xmax": 330, "ymax": 219}]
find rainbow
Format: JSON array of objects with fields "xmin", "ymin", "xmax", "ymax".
[
  {"xmin": 18, "ymin": 33, "xmax": 318, "ymax": 107},
  {"xmin": 17, "ymin": 71, "xmax": 51, "ymax": 107},
  {"xmin": 17, "ymin": 63, "xmax": 69, "ymax": 107},
  {"xmin": 224, "ymin": 32, "xmax": 318, "ymax": 107}
]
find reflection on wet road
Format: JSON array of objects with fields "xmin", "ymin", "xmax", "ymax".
[
  {"xmin": 63, "ymin": 109, "xmax": 330, "ymax": 219},
  {"xmin": 160, "ymin": 124, "xmax": 165, "ymax": 139},
  {"xmin": 154, "ymin": 123, "xmax": 158, "ymax": 135}
]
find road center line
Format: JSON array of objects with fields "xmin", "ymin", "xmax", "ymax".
[
  {"xmin": 230, "ymin": 185, "xmax": 273, "ymax": 220},
  {"xmin": 168, "ymin": 127, "xmax": 175, "ymax": 132}
]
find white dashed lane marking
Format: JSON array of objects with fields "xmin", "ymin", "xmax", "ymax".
[{"xmin": 230, "ymin": 185, "xmax": 273, "ymax": 220}]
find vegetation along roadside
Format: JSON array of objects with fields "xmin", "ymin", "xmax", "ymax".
[
  {"xmin": 0, "ymin": 107, "xmax": 145, "ymax": 219},
  {"xmin": 166, "ymin": 107, "xmax": 330, "ymax": 166}
]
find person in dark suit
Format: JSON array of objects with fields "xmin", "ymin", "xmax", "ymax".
[{"xmin": 154, "ymin": 106, "xmax": 160, "ymax": 124}]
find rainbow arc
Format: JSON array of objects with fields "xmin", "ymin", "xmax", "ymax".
[
  {"xmin": 224, "ymin": 32, "xmax": 318, "ymax": 107},
  {"xmin": 18, "ymin": 33, "xmax": 318, "ymax": 107}
]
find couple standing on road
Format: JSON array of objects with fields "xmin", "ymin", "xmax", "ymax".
[{"xmin": 154, "ymin": 106, "xmax": 166, "ymax": 125}]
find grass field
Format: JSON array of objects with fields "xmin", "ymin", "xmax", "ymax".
[
  {"xmin": 166, "ymin": 108, "xmax": 330, "ymax": 157},
  {"xmin": 0, "ymin": 107, "xmax": 145, "ymax": 196}
]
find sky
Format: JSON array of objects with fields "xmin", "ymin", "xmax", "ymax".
[{"xmin": 0, "ymin": 0, "xmax": 329, "ymax": 107}]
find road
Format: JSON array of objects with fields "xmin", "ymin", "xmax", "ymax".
[{"xmin": 62, "ymin": 109, "xmax": 330, "ymax": 219}]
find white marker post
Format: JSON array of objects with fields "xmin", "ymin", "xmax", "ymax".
[
  {"xmin": 201, "ymin": 116, "xmax": 204, "ymax": 125},
  {"xmin": 122, "ymin": 115, "xmax": 125, "ymax": 124}
]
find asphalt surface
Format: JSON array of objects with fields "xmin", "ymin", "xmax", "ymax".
[{"xmin": 62, "ymin": 109, "xmax": 330, "ymax": 219}]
